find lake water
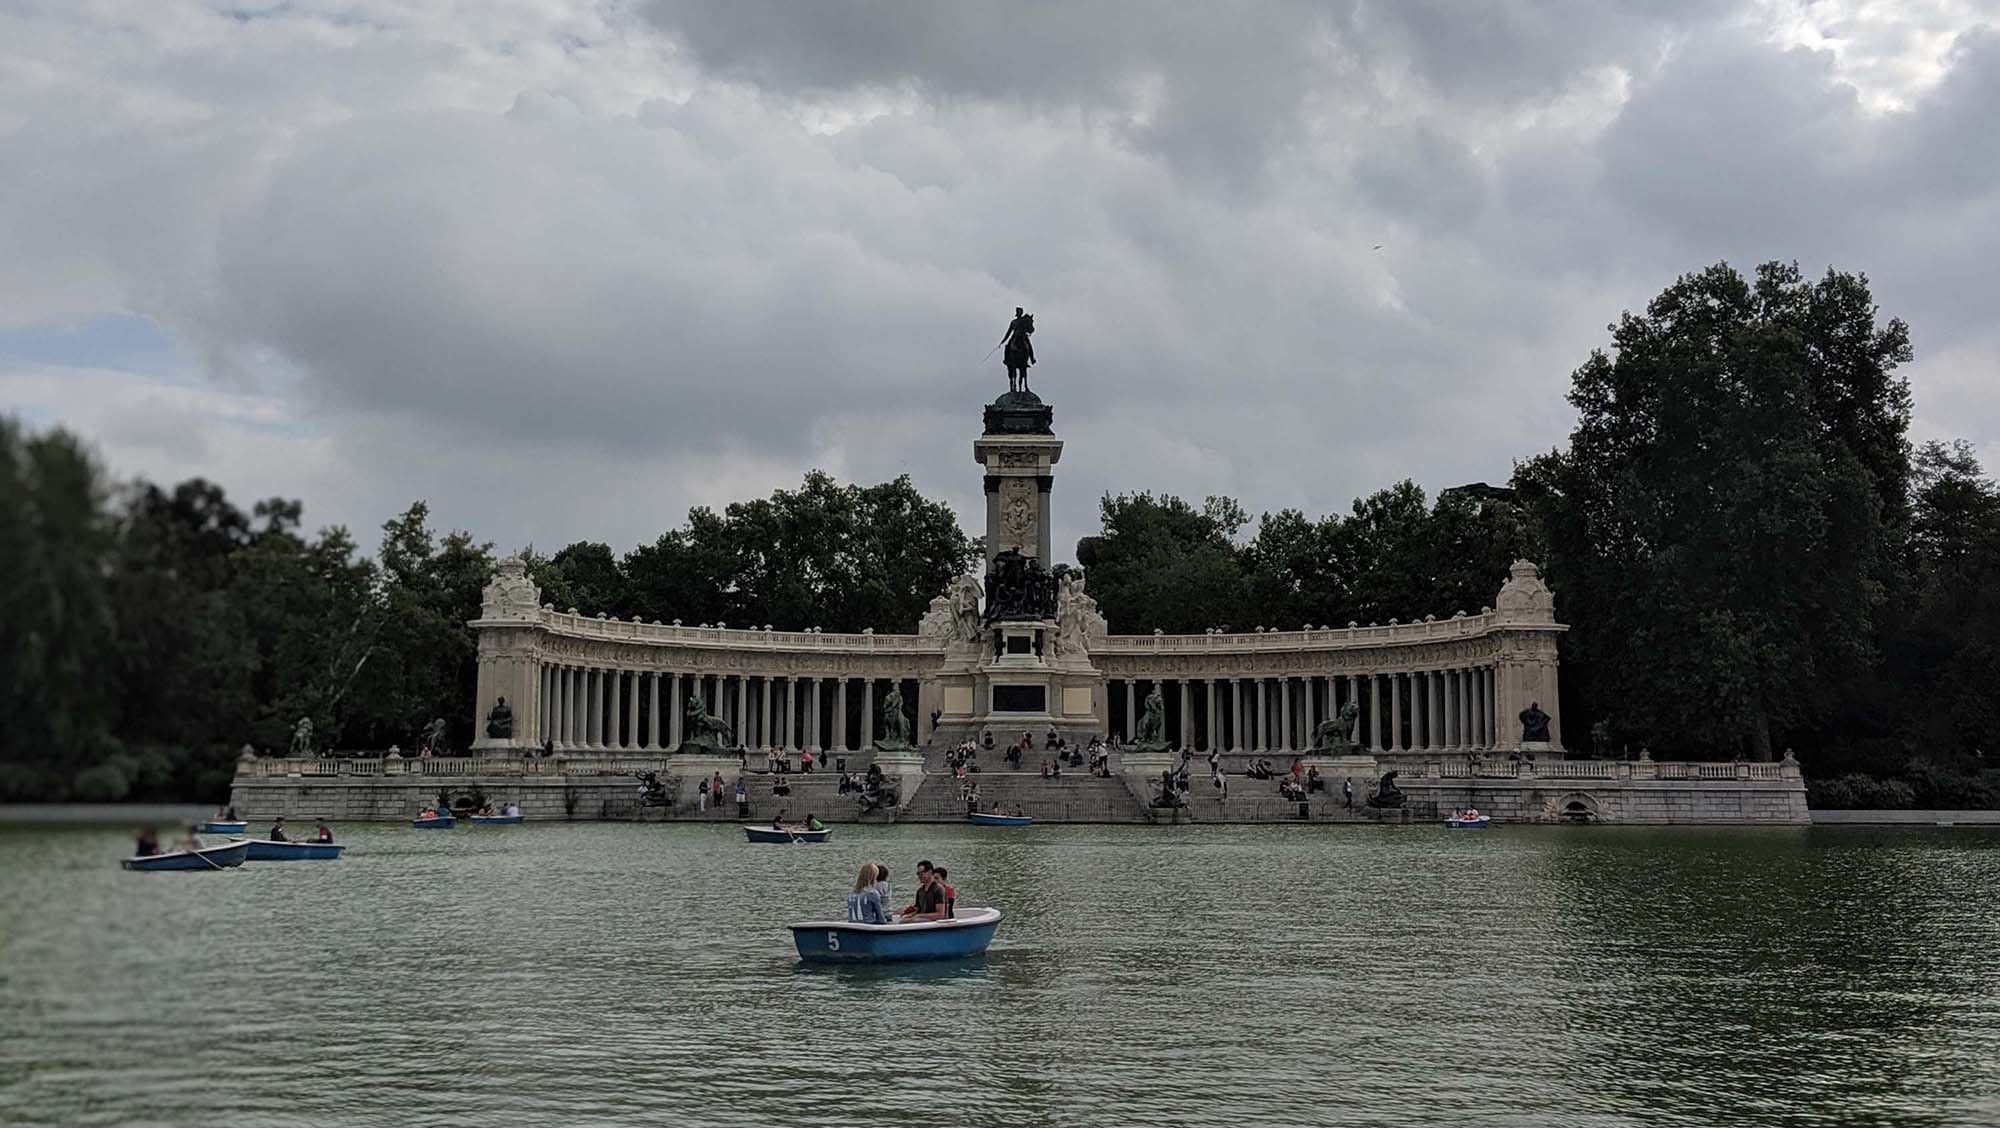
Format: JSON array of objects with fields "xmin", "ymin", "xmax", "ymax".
[{"xmin": 3, "ymin": 821, "xmax": 1998, "ymax": 1127}]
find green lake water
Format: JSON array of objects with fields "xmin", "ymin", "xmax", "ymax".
[{"xmin": 2, "ymin": 821, "xmax": 1998, "ymax": 1127}]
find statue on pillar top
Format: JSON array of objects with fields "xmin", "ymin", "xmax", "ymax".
[
  {"xmin": 876, "ymin": 685, "xmax": 914, "ymax": 751},
  {"xmin": 677, "ymin": 693, "xmax": 735, "ymax": 754},
  {"xmin": 1519, "ymin": 701, "xmax": 1552, "ymax": 744},
  {"xmin": 1311, "ymin": 700, "xmax": 1360, "ymax": 755},
  {"xmin": 997, "ymin": 307, "xmax": 1036, "ymax": 393}
]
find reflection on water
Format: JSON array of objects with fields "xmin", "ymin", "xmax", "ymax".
[{"xmin": 3, "ymin": 822, "xmax": 1999, "ymax": 1126}]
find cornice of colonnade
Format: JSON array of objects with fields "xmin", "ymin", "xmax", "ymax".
[
  {"xmin": 468, "ymin": 606, "xmax": 948, "ymax": 676},
  {"xmin": 1090, "ymin": 609, "xmax": 1565, "ymax": 676}
]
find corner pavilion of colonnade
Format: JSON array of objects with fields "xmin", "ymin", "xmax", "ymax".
[{"xmin": 468, "ymin": 388, "xmax": 1567, "ymax": 761}]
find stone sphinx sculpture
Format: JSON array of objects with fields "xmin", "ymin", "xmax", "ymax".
[
  {"xmin": 1311, "ymin": 700, "xmax": 1360, "ymax": 755},
  {"xmin": 676, "ymin": 693, "xmax": 735, "ymax": 755},
  {"xmin": 1366, "ymin": 770, "xmax": 1407, "ymax": 809},
  {"xmin": 485, "ymin": 697, "xmax": 513, "ymax": 740}
]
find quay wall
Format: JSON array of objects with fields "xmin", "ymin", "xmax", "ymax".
[{"xmin": 229, "ymin": 755, "xmax": 1809, "ymax": 825}]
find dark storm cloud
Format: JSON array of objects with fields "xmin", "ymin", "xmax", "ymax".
[{"xmin": 4, "ymin": 0, "xmax": 1999, "ymax": 558}]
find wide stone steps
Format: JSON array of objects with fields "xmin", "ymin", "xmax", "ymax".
[{"xmin": 902, "ymin": 771, "xmax": 1150, "ymax": 823}]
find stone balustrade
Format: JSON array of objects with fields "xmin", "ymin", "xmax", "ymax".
[{"xmin": 237, "ymin": 756, "xmax": 678, "ymax": 779}]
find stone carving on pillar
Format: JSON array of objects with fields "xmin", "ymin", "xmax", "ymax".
[
  {"xmin": 676, "ymin": 693, "xmax": 734, "ymax": 755},
  {"xmin": 1053, "ymin": 569, "xmax": 1106, "ymax": 657},
  {"xmin": 1494, "ymin": 559, "xmax": 1557, "ymax": 623},
  {"xmin": 1311, "ymin": 700, "xmax": 1360, "ymax": 755},
  {"xmin": 1519, "ymin": 701, "xmax": 1552, "ymax": 744},
  {"xmin": 984, "ymin": 549, "xmax": 1056, "ymax": 622},
  {"xmin": 484, "ymin": 697, "xmax": 513, "ymax": 739},
  {"xmin": 918, "ymin": 574, "xmax": 985, "ymax": 644},
  {"xmin": 479, "ymin": 557, "xmax": 544, "ymax": 622}
]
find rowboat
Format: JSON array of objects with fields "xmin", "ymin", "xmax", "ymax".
[
  {"xmin": 1444, "ymin": 815, "xmax": 1492, "ymax": 829},
  {"xmin": 469, "ymin": 814, "xmax": 522, "ymax": 825},
  {"xmin": 744, "ymin": 825, "xmax": 832, "ymax": 843},
  {"xmin": 195, "ymin": 820, "xmax": 248, "ymax": 834},
  {"xmin": 412, "ymin": 815, "xmax": 456, "ymax": 829},
  {"xmin": 968, "ymin": 812, "xmax": 1033, "ymax": 827},
  {"xmin": 240, "ymin": 838, "xmax": 345, "ymax": 861},
  {"xmin": 791, "ymin": 907, "xmax": 1003, "ymax": 963},
  {"xmin": 121, "ymin": 840, "xmax": 251, "ymax": 872}
]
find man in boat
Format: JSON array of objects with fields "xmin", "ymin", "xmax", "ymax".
[
  {"xmin": 173, "ymin": 825, "xmax": 205, "ymax": 853},
  {"xmin": 133, "ymin": 825, "xmax": 161, "ymax": 857},
  {"xmin": 313, "ymin": 819, "xmax": 334, "ymax": 844},
  {"xmin": 268, "ymin": 816, "xmax": 289, "ymax": 842},
  {"xmin": 899, "ymin": 864, "xmax": 950, "ymax": 923},
  {"xmin": 934, "ymin": 866, "xmax": 956, "ymax": 918}
]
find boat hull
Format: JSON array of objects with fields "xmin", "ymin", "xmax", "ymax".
[
  {"xmin": 1444, "ymin": 818, "xmax": 1492, "ymax": 829},
  {"xmin": 968, "ymin": 813, "xmax": 1033, "ymax": 827},
  {"xmin": 122, "ymin": 841, "xmax": 251, "ymax": 871},
  {"xmin": 469, "ymin": 815, "xmax": 522, "ymax": 825},
  {"xmin": 791, "ymin": 907, "xmax": 1002, "ymax": 962},
  {"xmin": 195, "ymin": 821, "xmax": 247, "ymax": 834},
  {"xmin": 241, "ymin": 839, "xmax": 345, "ymax": 860},
  {"xmin": 745, "ymin": 826, "xmax": 832, "ymax": 843},
  {"xmin": 411, "ymin": 816, "xmax": 456, "ymax": 829}
]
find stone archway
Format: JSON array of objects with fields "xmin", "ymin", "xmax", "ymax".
[{"xmin": 1556, "ymin": 791, "xmax": 1601, "ymax": 823}]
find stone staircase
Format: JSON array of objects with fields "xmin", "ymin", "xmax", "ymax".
[{"xmin": 901, "ymin": 771, "xmax": 1151, "ymax": 824}]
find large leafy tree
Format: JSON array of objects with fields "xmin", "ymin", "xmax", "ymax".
[
  {"xmin": 1077, "ymin": 493, "xmax": 1250, "ymax": 633},
  {"xmin": 1518, "ymin": 262, "xmax": 1911, "ymax": 760}
]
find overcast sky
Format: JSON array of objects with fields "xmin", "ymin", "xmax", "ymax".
[{"xmin": 4, "ymin": 0, "xmax": 1998, "ymax": 568}]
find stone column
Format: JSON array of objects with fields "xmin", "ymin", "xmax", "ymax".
[
  {"xmin": 1249, "ymin": 679, "xmax": 1262, "ymax": 751},
  {"xmin": 782, "ymin": 678, "xmax": 795, "ymax": 752},
  {"xmin": 1473, "ymin": 668, "xmax": 1486, "ymax": 748},
  {"xmin": 861, "ymin": 678, "xmax": 875, "ymax": 747},
  {"xmin": 1179, "ymin": 680, "xmax": 1193, "ymax": 749},
  {"xmin": 668, "ymin": 673, "xmax": 683, "ymax": 750},
  {"xmin": 642, "ymin": 672, "xmax": 658, "ymax": 749},
  {"xmin": 836, "ymin": 678, "xmax": 849, "ymax": 752},
  {"xmin": 1233, "ymin": 679, "xmax": 1245, "ymax": 750},
  {"xmin": 1304, "ymin": 677, "xmax": 1318, "ymax": 747},
  {"xmin": 1125, "ymin": 680, "xmax": 1137, "ymax": 742},
  {"xmin": 607, "ymin": 669, "xmax": 623, "ymax": 749},
  {"xmin": 1391, "ymin": 673, "xmax": 1404, "ymax": 753},
  {"xmin": 1206, "ymin": 679, "xmax": 1218, "ymax": 751},
  {"xmin": 1279, "ymin": 678, "xmax": 1292, "ymax": 752},
  {"xmin": 810, "ymin": 677, "xmax": 823, "ymax": 751},
  {"xmin": 1366, "ymin": 673, "xmax": 1381, "ymax": 753}
]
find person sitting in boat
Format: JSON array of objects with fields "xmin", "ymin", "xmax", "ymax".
[
  {"xmin": 934, "ymin": 866, "xmax": 957, "ymax": 918},
  {"xmin": 220, "ymin": 804, "xmax": 239, "ymax": 822},
  {"xmin": 807, "ymin": 813, "xmax": 825, "ymax": 832},
  {"xmin": 1462, "ymin": 806, "xmax": 1481, "ymax": 821},
  {"xmin": 871, "ymin": 862, "xmax": 892, "ymax": 909},
  {"xmin": 847, "ymin": 863, "xmax": 889, "ymax": 924},
  {"xmin": 313, "ymin": 820, "xmax": 334, "ymax": 844},
  {"xmin": 268, "ymin": 816, "xmax": 289, "ymax": 842},
  {"xmin": 504, "ymin": 802, "xmax": 520, "ymax": 818},
  {"xmin": 772, "ymin": 811, "xmax": 790, "ymax": 831},
  {"xmin": 898, "ymin": 863, "xmax": 949, "ymax": 923},
  {"xmin": 133, "ymin": 825, "xmax": 161, "ymax": 857},
  {"xmin": 174, "ymin": 826, "xmax": 205, "ymax": 853}
]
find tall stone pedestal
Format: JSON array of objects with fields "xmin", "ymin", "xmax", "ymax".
[{"xmin": 667, "ymin": 754, "xmax": 741, "ymax": 815}]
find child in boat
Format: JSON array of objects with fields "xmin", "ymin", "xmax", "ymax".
[{"xmin": 848, "ymin": 863, "xmax": 889, "ymax": 924}]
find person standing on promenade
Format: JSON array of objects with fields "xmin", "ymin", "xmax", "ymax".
[{"xmin": 734, "ymin": 777, "xmax": 749, "ymax": 819}]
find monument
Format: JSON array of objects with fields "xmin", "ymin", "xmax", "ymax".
[{"xmin": 921, "ymin": 309, "xmax": 1107, "ymax": 747}]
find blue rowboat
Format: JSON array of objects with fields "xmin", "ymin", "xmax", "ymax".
[
  {"xmin": 968, "ymin": 812, "xmax": 1033, "ymax": 827},
  {"xmin": 196, "ymin": 820, "xmax": 247, "ymax": 834},
  {"xmin": 122, "ymin": 840, "xmax": 251, "ymax": 872},
  {"xmin": 744, "ymin": 826, "xmax": 831, "ymax": 844},
  {"xmin": 791, "ymin": 907, "xmax": 1003, "ymax": 963},
  {"xmin": 412, "ymin": 815, "xmax": 456, "ymax": 829},
  {"xmin": 241, "ymin": 838, "xmax": 345, "ymax": 861},
  {"xmin": 1444, "ymin": 816, "xmax": 1492, "ymax": 829},
  {"xmin": 469, "ymin": 814, "xmax": 522, "ymax": 825}
]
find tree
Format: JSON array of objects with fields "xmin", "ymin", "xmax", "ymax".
[
  {"xmin": 1519, "ymin": 262, "xmax": 1910, "ymax": 760},
  {"xmin": 1077, "ymin": 493, "xmax": 1249, "ymax": 633}
]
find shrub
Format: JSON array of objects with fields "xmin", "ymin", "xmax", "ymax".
[{"xmin": 70, "ymin": 763, "xmax": 132, "ymax": 802}]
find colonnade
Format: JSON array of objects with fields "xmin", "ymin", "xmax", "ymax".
[
  {"xmin": 1104, "ymin": 668, "xmax": 1500, "ymax": 754},
  {"xmin": 532, "ymin": 667, "xmax": 920, "ymax": 754}
]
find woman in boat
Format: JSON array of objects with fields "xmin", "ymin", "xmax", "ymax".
[
  {"xmin": 133, "ymin": 825, "xmax": 161, "ymax": 857},
  {"xmin": 871, "ymin": 862, "xmax": 892, "ymax": 909},
  {"xmin": 848, "ymin": 863, "xmax": 889, "ymax": 924},
  {"xmin": 313, "ymin": 820, "xmax": 334, "ymax": 844},
  {"xmin": 504, "ymin": 802, "xmax": 520, "ymax": 818},
  {"xmin": 807, "ymin": 813, "xmax": 825, "ymax": 832}
]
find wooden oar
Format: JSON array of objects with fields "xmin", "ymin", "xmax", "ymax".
[{"xmin": 188, "ymin": 844, "xmax": 227, "ymax": 871}]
